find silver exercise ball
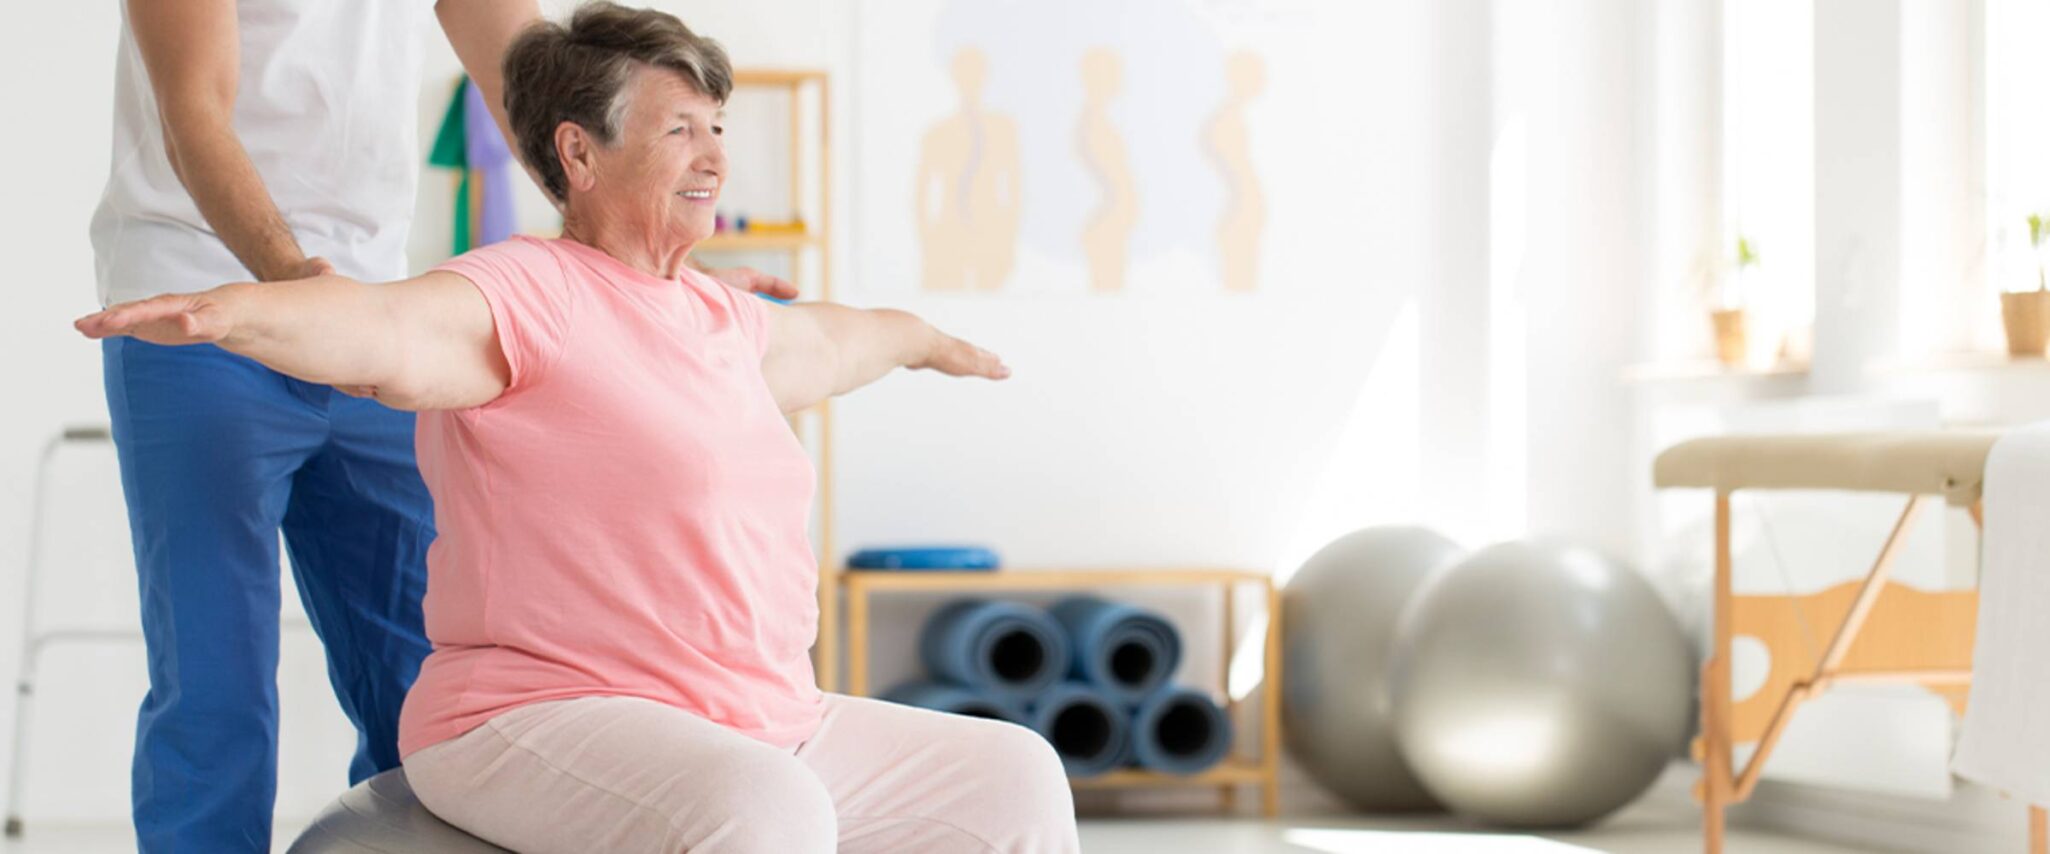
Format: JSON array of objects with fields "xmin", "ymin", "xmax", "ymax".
[
  {"xmin": 1282, "ymin": 526, "xmax": 1465, "ymax": 811},
  {"xmin": 1388, "ymin": 540, "xmax": 1695, "ymax": 828},
  {"xmin": 287, "ymin": 768, "xmax": 507, "ymax": 853}
]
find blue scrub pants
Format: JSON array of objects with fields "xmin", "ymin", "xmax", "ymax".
[{"xmin": 102, "ymin": 338, "xmax": 434, "ymax": 853}]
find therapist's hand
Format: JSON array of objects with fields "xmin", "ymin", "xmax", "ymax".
[
  {"xmin": 75, "ymin": 287, "xmax": 241, "ymax": 346},
  {"xmin": 704, "ymin": 265, "xmax": 800, "ymax": 301},
  {"xmin": 272, "ymin": 256, "xmax": 336, "ymax": 282}
]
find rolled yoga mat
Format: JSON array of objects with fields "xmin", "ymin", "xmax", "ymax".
[
  {"xmin": 879, "ymin": 680, "xmax": 1028, "ymax": 726},
  {"xmin": 1047, "ymin": 595, "xmax": 1182, "ymax": 705},
  {"xmin": 1128, "ymin": 687, "xmax": 1233, "ymax": 775},
  {"xmin": 1028, "ymin": 682, "xmax": 1131, "ymax": 778},
  {"xmin": 919, "ymin": 599, "xmax": 1069, "ymax": 702}
]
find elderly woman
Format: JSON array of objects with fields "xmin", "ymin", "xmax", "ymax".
[{"xmin": 76, "ymin": 4, "xmax": 1078, "ymax": 852}]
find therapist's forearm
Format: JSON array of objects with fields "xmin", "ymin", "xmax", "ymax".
[
  {"xmin": 127, "ymin": 0, "xmax": 319, "ymax": 283},
  {"xmin": 160, "ymin": 119, "xmax": 315, "ymax": 282},
  {"xmin": 210, "ymin": 279, "xmax": 408, "ymax": 388},
  {"xmin": 437, "ymin": 0, "xmax": 548, "ymax": 201}
]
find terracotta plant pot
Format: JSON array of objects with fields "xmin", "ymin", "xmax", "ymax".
[
  {"xmin": 1710, "ymin": 309, "xmax": 1748, "ymax": 368},
  {"xmin": 2001, "ymin": 290, "xmax": 2050, "ymax": 357}
]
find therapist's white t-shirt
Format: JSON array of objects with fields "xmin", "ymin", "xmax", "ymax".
[{"xmin": 91, "ymin": 0, "xmax": 433, "ymax": 306}]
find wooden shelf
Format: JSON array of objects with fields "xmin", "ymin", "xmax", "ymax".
[
  {"xmin": 836, "ymin": 567, "xmax": 1284, "ymax": 816},
  {"xmin": 1620, "ymin": 359, "xmax": 1810, "ymax": 384},
  {"xmin": 1874, "ymin": 350, "xmax": 2050, "ymax": 375},
  {"xmin": 839, "ymin": 567, "xmax": 1266, "ymax": 592},
  {"xmin": 734, "ymin": 68, "xmax": 829, "ymax": 88},
  {"xmin": 1070, "ymin": 760, "xmax": 1267, "ymax": 790},
  {"xmin": 727, "ymin": 66, "xmax": 841, "ymax": 691},
  {"xmin": 698, "ymin": 232, "xmax": 817, "ymax": 252}
]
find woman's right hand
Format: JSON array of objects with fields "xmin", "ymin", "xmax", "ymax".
[{"xmin": 75, "ymin": 286, "xmax": 242, "ymax": 346}]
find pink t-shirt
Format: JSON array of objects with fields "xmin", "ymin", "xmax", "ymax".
[{"xmin": 396, "ymin": 235, "xmax": 823, "ymax": 759}]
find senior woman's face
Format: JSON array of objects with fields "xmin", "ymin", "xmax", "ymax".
[{"xmin": 589, "ymin": 66, "xmax": 726, "ymax": 247}]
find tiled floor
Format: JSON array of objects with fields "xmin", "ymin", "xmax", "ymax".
[
  {"xmin": 1075, "ymin": 807, "xmax": 1887, "ymax": 853},
  {"xmin": 0, "ymin": 798, "xmax": 1891, "ymax": 854}
]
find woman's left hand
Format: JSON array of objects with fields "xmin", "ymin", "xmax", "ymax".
[{"xmin": 916, "ymin": 332, "xmax": 1011, "ymax": 380}]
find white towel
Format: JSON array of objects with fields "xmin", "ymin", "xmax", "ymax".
[{"xmin": 1954, "ymin": 422, "xmax": 2050, "ymax": 804}]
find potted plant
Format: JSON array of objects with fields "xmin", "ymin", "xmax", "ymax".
[
  {"xmin": 1709, "ymin": 237, "xmax": 1759, "ymax": 368},
  {"xmin": 2002, "ymin": 214, "xmax": 2050, "ymax": 357}
]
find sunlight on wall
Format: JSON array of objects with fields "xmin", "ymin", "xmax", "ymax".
[
  {"xmin": 1266, "ymin": 300, "xmax": 1422, "ymax": 590},
  {"xmin": 1232, "ymin": 301, "xmax": 1420, "ymax": 701},
  {"xmin": 1487, "ymin": 113, "xmax": 1529, "ymax": 542},
  {"xmin": 1228, "ymin": 611, "xmax": 1269, "ymax": 702}
]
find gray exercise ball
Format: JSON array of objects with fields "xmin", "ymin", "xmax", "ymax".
[
  {"xmin": 1388, "ymin": 540, "xmax": 1695, "ymax": 828},
  {"xmin": 287, "ymin": 768, "xmax": 507, "ymax": 853},
  {"xmin": 1282, "ymin": 526, "xmax": 1465, "ymax": 811}
]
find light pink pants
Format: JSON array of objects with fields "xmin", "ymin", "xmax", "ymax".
[{"xmin": 403, "ymin": 693, "xmax": 1080, "ymax": 854}]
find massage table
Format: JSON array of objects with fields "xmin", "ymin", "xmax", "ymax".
[{"xmin": 1654, "ymin": 431, "xmax": 2040, "ymax": 853}]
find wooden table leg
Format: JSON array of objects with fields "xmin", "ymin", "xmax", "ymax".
[
  {"xmin": 2031, "ymin": 805, "xmax": 2045, "ymax": 854},
  {"xmin": 1703, "ymin": 492, "xmax": 1734, "ymax": 854}
]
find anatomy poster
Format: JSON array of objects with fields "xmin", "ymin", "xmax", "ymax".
[{"xmin": 858, "ymin": 0, "xmax": 1297, "ymax": 297}]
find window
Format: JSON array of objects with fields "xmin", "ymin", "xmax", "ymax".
[{"xmin": 1720, "ymin": 0, "xmax": 1815, "ymax": 355}]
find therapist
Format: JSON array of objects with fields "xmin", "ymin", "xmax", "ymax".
[{"xmin": 90, "ymin": 1, "xmax": 792, "ymax": 851}]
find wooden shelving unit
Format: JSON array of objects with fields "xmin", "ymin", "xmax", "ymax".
[
  {"xmin": 835, "ymin": 567, "xmax": 1285, "ymax": 816},
  {"xmin": 691, "ymin": 68, "xmax": 843, "ymax": 690},
  {"xmin": 698, "ymin": 232, "xmax": 820, "ymax": 252}
]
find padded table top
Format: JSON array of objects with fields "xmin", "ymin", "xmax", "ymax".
[{"xmin": 1652, "ymin": 431, "xmax": 2002, "ymax": 506}]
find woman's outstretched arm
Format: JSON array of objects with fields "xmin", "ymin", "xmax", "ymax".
[
  {"xmin": 75, "ymin": 273, "xmax": 510, "ymax": 411},
  {"xmin": 761, "ymin": 303, "xmax": 1008, "ymax": 414}
]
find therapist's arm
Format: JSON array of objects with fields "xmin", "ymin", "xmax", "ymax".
[
  {"xmin": 74, "ymin": 275, "xmax": 510, "ymax": 412},
  {"xmin": 760, "ymin": 303, "xmax": 1009, "ymax": 415},
  {"xmin": 127, "ymin": 0, "xmax": 331, "ymax": 283},
  {"xmin": 435, "ymin": 0, "xmax": 542, "ymax": 187}
]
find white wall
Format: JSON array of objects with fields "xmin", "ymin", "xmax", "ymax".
[
  {"xmin": 1811, "ymin": 0, "xmax": 1902, "ymax": 395},
  {"xmin": 835, "ymin": 0, "xmax": 1497, "ymax": 812},
  {"xmin": 0, "ymin": 0, "xmax": 1757, "ymax": 832}
]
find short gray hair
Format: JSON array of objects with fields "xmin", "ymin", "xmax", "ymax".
[{"xmin": 502, "ymin": 2, "xmax": 733, "ymax": 202}]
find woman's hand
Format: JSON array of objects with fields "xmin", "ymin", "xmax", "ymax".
[
  {"xmin": 762, "ymin": 304, "xmax": 1009, "ymax": 413},
  {"xmin": 75, "ymin": 286, "xmax": 244, "ymax": 346},
  {"xmin": 704, "ymin": 265, "xmax": 800, "ymax": 301},
  {"xmin": 914, "ymin": 331, "xmax": 1011, "ymax": 380}
]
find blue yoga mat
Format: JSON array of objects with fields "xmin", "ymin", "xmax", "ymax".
[
  {"xmin": 878, "ymin": 680, "xmax": 1027, "ymax": 725},
  {"xmin": 1028, "ymin": 682, "xmax": 1131, "ymax": 778},
  {"xmin": 1128, "ymin": 686, "xmax": 1233, "ymax": 775},
  {"xmin": 1047, "ymin": 596, "xmax": 1182, "ymax": 705},
  {"xmin": 919, "ymin": 599, "xmax": 1069, "ymax": 702},
  {"xmin": 847, "ymin": 546, "xmax": 1000, "ymax": 571}
]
